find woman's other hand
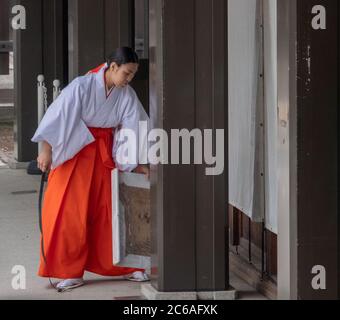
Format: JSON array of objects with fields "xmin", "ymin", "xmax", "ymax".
[
  {"xmin": 37, "ymin": 141, "xmax": 52, "ymax": 173},
  {"xmin": 133, "ymin": 165, "xmax": 150, "ymax": 180}
]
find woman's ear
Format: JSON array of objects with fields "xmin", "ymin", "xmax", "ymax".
[{"xmin": 110, "ymin": 62, "xmax": 118, "ymax": 72}]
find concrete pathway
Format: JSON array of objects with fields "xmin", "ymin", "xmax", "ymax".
[{"xmin": 0, "ymin": 168, "xmax": 266, "ymax": 300}]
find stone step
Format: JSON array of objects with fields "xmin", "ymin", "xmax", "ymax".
[
  {"xmin": 0, "ymin": 89, "xmax": 13, "ymax": 104},
  {"xmin": 0, "ymin": 103, "xmax": 14, "ymax": 122}
]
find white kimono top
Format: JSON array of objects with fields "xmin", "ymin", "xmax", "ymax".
[{"xmin": 31, "ymin": 63, "xmax": 150, "ymax": 172}]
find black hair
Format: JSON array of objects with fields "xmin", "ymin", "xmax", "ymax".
[{"xmin": 106, "ymin": 47, "xmax": 139, "ymax": 67}]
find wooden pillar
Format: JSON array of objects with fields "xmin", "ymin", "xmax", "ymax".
[
  {"xmin": 278, "ymin": 0, "xmax": 339, "ymax": 300},
  {"xmin": 146, "ymin": 0, "xmax": 231, "ymax": 299},
  {"xmin": 195, "ymin": 0, "xmax": 229, "ymax": 292},
  {"xmin": 68, "ymin": 0, "xmax": 134, "ymax": 80},
  {"xmin": 13, "ymin": 0, "xmax": 69, "ymax": 163},
  {"xmin": 68, "ymin": 0, "xmax": 105, "ymax": 80},
  {"xmin": 0, "ymin": 0, "xmax": 10, "ymax": 74},
  {"xmin": 13, "ymin": 0, "xmax": 43, "ymax": 162},
  {"xmin": 42, "ymin": 0, "xmax": 68, "ymax": 104}
]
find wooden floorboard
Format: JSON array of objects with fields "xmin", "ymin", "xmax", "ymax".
[{"xmin": 229, "ymin": 250, "xmax": 277, "ymax": 300}]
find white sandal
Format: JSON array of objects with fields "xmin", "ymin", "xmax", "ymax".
[
  {"xmin": 56, "ymin": 278, "xmax": 85, "ymax": 292},
  {"xmin": 124, "ymin": 271, "xmax": 150, "ymax": 282}
]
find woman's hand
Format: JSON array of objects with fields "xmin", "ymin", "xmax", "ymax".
[
  {"xmin": 37, "ymin": 141, "xmax": 52, "ymax": 173},
  {"xmin": 133, "ymin": 165, "xmax": 150, "ymax": 180}
]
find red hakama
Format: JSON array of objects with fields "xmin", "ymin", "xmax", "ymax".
[{"xmin": 38, "ymin": 127, "xmax": 145, "ymax": 279}]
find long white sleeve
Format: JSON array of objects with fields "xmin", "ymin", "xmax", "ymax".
[
  {"xmin": 31, "ymin": 79, "xmax": 95, "ymax": 170},
  {"xmin": 112, "ymin": 86, "xmax": 150, "ymax": 172}
]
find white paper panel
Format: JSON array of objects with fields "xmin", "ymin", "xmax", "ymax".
[
  {"xmin": 228, "ymin": 0, "xmax": 278, "ymax": 233},
  {"xmin": 263, "ymin": 0, "xmax": 278, "ymax": 234},
  {"xmin": 228, "ymin": 0, "xmax": 264, "ymax": 222}
]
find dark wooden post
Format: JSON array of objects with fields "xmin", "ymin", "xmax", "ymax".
[
  {"xmin": 12, "ymin": 0, "xmax": 43, "ymax": 163},
  {"xmin": 278, "ymin": 0, "xmax": 339, "ymax": 300},
  {"xmin": 144, "ymin": 0, "xmax": 232, "ymax": 300},
  {"xmin": 68, "ymin": 0, "xmax": 134, "ymax": 80},
  {"xmin": 0, "ymin": 0, "xmax": 10, "ymax": 74}
]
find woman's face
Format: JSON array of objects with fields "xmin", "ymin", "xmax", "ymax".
[{"xmin": 107, "ymin": 62, "xmax": 138, "ymax": 88}]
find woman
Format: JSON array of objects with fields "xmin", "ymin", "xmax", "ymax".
[{"xmin": 31, "ymin": 47, "xmax": 150, "ymax": 291}]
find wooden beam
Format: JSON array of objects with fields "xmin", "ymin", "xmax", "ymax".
[{"xmin": 0, "ymin": 0, "xmax": 10, "ymax": 74}]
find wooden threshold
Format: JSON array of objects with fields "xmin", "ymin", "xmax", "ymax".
[{"xmin": 230, "ymin": 248, "xmax": 277, "ymax": 300}]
